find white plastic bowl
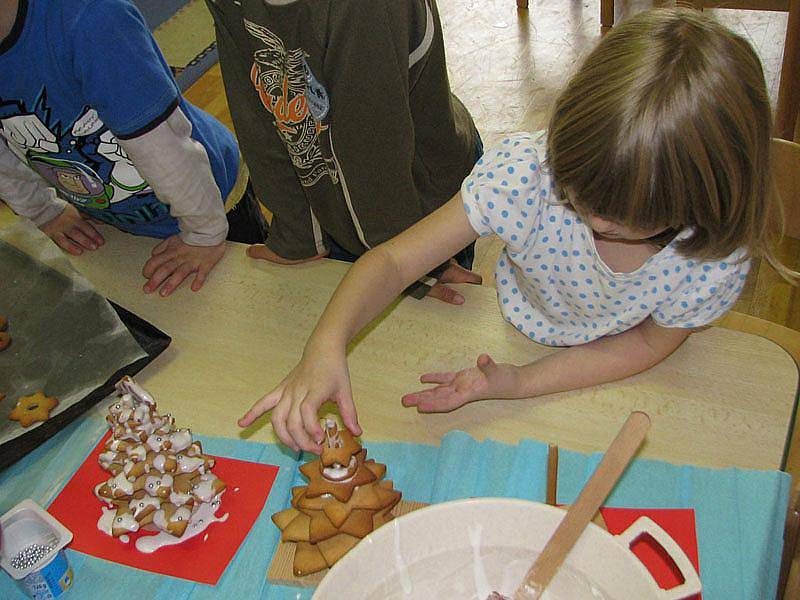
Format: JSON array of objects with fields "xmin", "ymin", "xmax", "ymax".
[{"xmin": 313, "ymin": 497, "xmax": 701, "ymax": 600}]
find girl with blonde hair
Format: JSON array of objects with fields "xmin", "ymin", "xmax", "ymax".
[{"xmin": 239, "ymin": 7, "xmax": 796, "ymax": 452}]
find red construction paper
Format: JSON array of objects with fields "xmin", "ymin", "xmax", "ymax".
[
  {"xmin": 601, "ymin": 507, "xmax": 701, "ymax": 600},
  {"xmin": 47, "ymin": 432, "xmax": 279, "ymax": 585}
]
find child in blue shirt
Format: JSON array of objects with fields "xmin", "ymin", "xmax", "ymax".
[
  {"xmin": 238, "ymin": 8, "xmax": 798, "ymax": 452},
  {"xmin": 0, "ymin": 0, "xmax": 266, "ymax": 296}
]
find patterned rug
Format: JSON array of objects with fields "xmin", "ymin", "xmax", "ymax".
[{"xmin": 133, "ymin": 0, "xmax": 218, "ymax": 92}]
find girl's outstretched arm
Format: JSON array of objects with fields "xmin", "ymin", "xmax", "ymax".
[
  {"xmin": 238, "ymin": 193, "xmax": 481, "ymax": 452},
  {"xmin": 402, "ymin": 317, "xmax": 692, "ymax": 412}
]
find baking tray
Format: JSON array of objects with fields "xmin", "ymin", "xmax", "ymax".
[{"xmin": 0, "ymin": 301, "xmax": 170, "ymax": 470}]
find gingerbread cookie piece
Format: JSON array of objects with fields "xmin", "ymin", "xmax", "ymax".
[
  {"xmin": 0, "ymin": 315, "xmax": 7, "ymax": 331},
  {"xmin": 0, "ymin": 332, "xmax": 10, "ymax": 352},
  {"xmin": 9, "ymin": 391, "xmax": 58, "ymax": 427},
  {"xmin": 272, "ymin": 418, "xmax": 402, "ymax": 575}
]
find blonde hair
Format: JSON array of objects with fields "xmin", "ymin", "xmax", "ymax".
[{"xmin": 547, "ymin": 7, "xmax": 792, "ymax": 277}]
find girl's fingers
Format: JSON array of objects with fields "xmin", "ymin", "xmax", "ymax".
[
  {"xmin": 336, "ymin": 391, "xmax": 362, "ymax": 436},
  {"xmin": 286, "ymin": 394, "xmax": 322, "ymax": 453},
  {"xmin": 300, "ymin": 401, "xmax": 325, "ymax": 445},
  {"xmin": 238, "ymin": 392, "xmax": 281, "ymax": 427},
  {"xmin": 270, "ymin": 402, "xmax": 297, "ymax": 451},
  {"xmin": 419, "ymin": 371, "xmax": 456, "ymax": 385}
]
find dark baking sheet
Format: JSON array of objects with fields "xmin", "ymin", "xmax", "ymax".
[{"xmin": 0, "ymin": 301, "xmax": 170, "ymax": 470}]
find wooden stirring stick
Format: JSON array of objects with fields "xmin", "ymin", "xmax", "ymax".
[{"xmin": 514, "ymin": 411, "xmax": 651, "ymax": 600}]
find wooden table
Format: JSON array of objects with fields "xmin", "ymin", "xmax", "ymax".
[{"xmin": 4, "ymin": 212, "xmax": 798, "ymax": 471}]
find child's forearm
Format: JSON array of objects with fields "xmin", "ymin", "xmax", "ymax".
[
  {"xmin": 0, "ymin": 141, "xmax": 67, "ymax": 225},
  {"xmin": 118, "ymin": 107, "xmax": 228, "ymax": 246},
  {"xmin": 511, "ymin": 318, "xmax": 692, "ymax": 399},
  {"xmin": 306, "ymin": 245, "xmax": 416, "ymax": 351},
  {"xmin": 306, "ymin": 194, "xmax": 479, "ymax": 353}
]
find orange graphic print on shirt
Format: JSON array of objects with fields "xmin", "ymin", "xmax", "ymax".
[{"xmin": 244, "ymin": 19, "xmax": 336, "ymax": 187}]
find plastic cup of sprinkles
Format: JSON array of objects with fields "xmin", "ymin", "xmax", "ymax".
[{"xmin": 0, "ymin": 499, "xmax": 73, "ymax": 599}]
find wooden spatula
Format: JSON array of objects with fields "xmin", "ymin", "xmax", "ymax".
[{"xmin": 512, "ymin": 411, "xmax": 651, "ymax": 600}]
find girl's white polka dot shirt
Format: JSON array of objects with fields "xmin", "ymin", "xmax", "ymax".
[{"xmin": 461, "ymin": 132, "xmax": 750, "ymax": 347}]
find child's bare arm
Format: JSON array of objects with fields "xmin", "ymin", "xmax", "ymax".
[
  {"xmin": 238, "ymin": 193, "xmax": 480, "ymax": 452},
  {"xmin": 402, "ymin": 317, "xmax": 692, "ymax": 412}
]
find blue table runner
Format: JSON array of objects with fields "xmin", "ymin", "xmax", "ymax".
[{"xmin": 0, "ymin": 410, "xmax": 790, "ymax": 599}]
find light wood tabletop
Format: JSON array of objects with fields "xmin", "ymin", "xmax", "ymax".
[{"xmin": 3, "ymin": 210, "xmax": 798, "ymax": 471}]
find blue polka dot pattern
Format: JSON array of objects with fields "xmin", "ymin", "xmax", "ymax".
[{"xmin": 460, "ymin": 132, "xmax": 751, "ymax": 346}]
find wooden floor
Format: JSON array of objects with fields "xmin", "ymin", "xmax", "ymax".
[{"xmin": 185, "ymin": 0, "xmax": 799, "ymax": 334}]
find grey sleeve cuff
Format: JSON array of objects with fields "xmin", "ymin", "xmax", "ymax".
[
  {"xmin": 117, "ymin": 106, "xmax": 228, "ymax": 246},
  {"xmin": 0, "ymin": 141, "xmax": 69, "ymax": 226}
]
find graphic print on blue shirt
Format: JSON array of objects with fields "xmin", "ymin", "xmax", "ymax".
[{"xmin": 0, "ymin": 90, "xmax": 178, "ymax": 237}]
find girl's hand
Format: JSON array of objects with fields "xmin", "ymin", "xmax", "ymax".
[
  {"xmin": 247, "ymin": 244, "xmax": 329, "ymax": 265},
  {"xmin": 401, "ymin": 354, "xmax": 519, "ymax": 413},
  {"xmin": 39, "ymin": 205, "xmax": 105, "ymax": 255},
  {"xmin": 141, "ymin": 235, "xmax": 225, "ymax": 296},
  {"xmin": 237, "ymin": 347, "xmax": 362, "ymax": 453}
]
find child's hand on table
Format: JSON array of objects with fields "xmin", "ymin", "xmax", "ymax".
[
  {"xmin": 141, "ymin": 234, "xmax": 226, "ymax": 297},
  {"xmin": 237, "ymin": 344, "xmax": 361, "ymax": 453},
  {"xmin": 246, "ymin": 243, "xmax": 329, "ymax": 265},
  {"xmin": 426, "ymin": 261, "xmax": 483, "ymax": 305},
  {"xmin": 40, "ymin": 204, "xmax": 105, "ymax": 255},
  {"xmin": 401, "ymin": 353, "xmax": 519, "ymax": 412}
]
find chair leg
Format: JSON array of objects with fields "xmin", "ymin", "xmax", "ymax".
[
  {"xmin": 600, "ymin": 0, "xmax": 614, "ymax": 28},
  {"xmin": 775, "ymin": 0, "xmax": 800, "ymax": 141}
]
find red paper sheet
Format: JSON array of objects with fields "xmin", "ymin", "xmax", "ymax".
[
  {"xmin": 601, "ymin": 507, "xmax": 701, "ymax": 600},
  {"xmin": 48, "ymin": 432, "xmax": 279, "ymax": 585}
]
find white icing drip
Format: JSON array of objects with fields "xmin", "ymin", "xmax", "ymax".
[
  {"xmin": 153, "ymin": 454, "xmax": 168, "ymax": 472},
  {"xmin": 97, "ymin": 507, "xmax": 116, "ymax": 535},
  {"xmin": 203, "ymin": 533, "xmax": 209, "ymax": 542},
  {"xmin": 116, "ymin": 407, "xmax": 133, "ymax": 424},
  {"xmin": 176, "ymin": 454, "xmax": 204, "ymax": 473},
  {"xmin": 119, "ymin": 535, "xmax": 130, "ymax": 543},
  {"xmin": 146, "ymin": 433, "xmax": 168, "ymax": 452},
  {"xmin": 133, "ymin": 404, "xmax": 150, "ymax": 424},
  {"xmin": 127, "ymin": 445, "xmax": 147, "ymax": 462},
  {"xmin": 98, "ymin": 451, "xmax": 117, "ymax": 468},
  {"xmin": 113, "ymin": 512, "xmax": 140, "ymax": 535},
  {"xmin": 116, "ymin": 377, "xmax": 155, "ymax": 405},
  {"xmin": 109, "ymin": 472, "xmax": 134, "ymax": 496},
  {"xmin": 131, "ymin": 495, "xmax": 161, "ymax": 518},
  {"xmin": 153, "ymin": 508, "xmax": 168, "ymax": 531},
  {"xmin": 172, "ymin": 506, "xmax": 192, "ymax": 524},
  {"xmin": 167, "ymin": 429, "xmax": 192, "ymax": 453},
  {"xmin": 169, "ymin": 490, "xmax": 193, "ymax": 507},
  {"xmin": 136, "ymin": 494, "xmax": 228, "ymax": 553},
  {"xmin": 322, "ymin": 456, "xmax": 358, "ymax": 482},
  {"xmin": 234, "ymin": 487, "xmax": 240, "ymax": 492},
  {"xmin": 145, "ymin": 473, "xmax": 173, "ymax": 495},
  {"xmin": 192, "ymin": 474, "xmax": 221, "ymax": 503}
]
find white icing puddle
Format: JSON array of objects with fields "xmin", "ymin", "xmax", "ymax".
[
  {"xmin": 135, "ymin": 498, "xmax": 228, "ymax": 554},
  {"xmin": 364, "ymin": 546, "xmax": 612, "ymax": 600}
]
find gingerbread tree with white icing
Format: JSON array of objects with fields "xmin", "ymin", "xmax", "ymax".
[
  {"xmin": 93, "ymin": 376, "xmax": 228, "ymax": 552},
  {"xmin": 272, "ymin": 420, "xmax": 402, "ymax": 576}
]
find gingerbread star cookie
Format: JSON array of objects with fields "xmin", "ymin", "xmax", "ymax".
[{"xmin": 9, "ymin": 391, "xmax": 59, "ymax": 427}]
